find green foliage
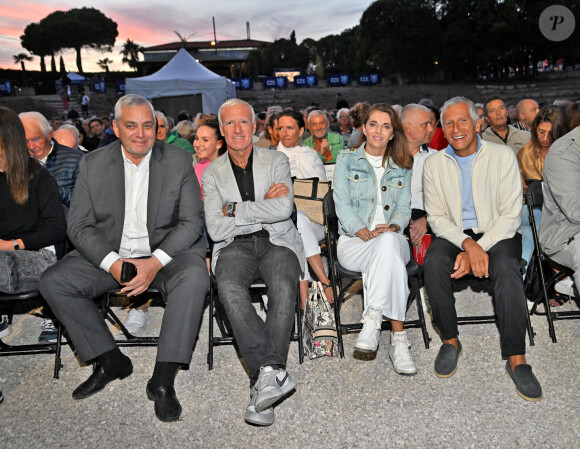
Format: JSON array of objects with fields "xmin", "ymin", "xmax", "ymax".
[{"xmin": 247, "ymin": 31, "xmax": 309, "ymax": 77}]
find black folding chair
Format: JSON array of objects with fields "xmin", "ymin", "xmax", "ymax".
[
  {"xmin": 0, "ymin": 290, "xmax": 67, "ymax": 379},
  {"xmin": 322, "ymin": 191, "xmax": 431, "ymax": 358},
  {"xmin": 207, "ymin": 276, "xmax": 304, "ymax": 370},
  {"xmin": 525, "ymin": 180, "xmax": 579, "ymax": 342}
]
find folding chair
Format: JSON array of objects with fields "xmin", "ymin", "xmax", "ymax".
[
  {"xmin": 322, "ymin": 191, "xmax": 431, "ymax": 358},
  {"xmin": 207, "ymin": 277, "xmax": 304, "ymax": 370},
  {"xmin": 0, "ymin": 290, "xmax": 67, "ymax": 379},
  {"xmin": 99, "ymin": 289, "xmax": 167, "ymax": 347},
  {"xmin": 525, "ymin": 180, "xmax": 579, "ymax": 342}
]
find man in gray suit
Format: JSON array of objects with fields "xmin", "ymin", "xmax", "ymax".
[
  {"xmin": 202, "ymin": 99, "xmax": 304, "ymax": 426},
  {"xmin": 40, "ymin": 95, "xmax": 208, "ymax": 422}
]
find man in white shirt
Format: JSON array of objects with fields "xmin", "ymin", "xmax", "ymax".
[
  {"xmin": 400, "ymin": 103, "xmax": 436, "ymax": 246},
  {"xmin": 40, "ymin": 95, "xmax": 208, "ymax": 422}
]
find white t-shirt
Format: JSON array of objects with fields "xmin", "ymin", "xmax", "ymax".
[{"xmin": 411, "ymin": 146, "xmax": 437, "ymax": 210}]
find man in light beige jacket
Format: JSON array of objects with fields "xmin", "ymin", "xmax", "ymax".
[{"xmin": 422, "ymin": 96, "xmax": 542, "ymax": 402}]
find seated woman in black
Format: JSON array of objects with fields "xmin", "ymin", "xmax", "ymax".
[{"xmin": 0, "ymin": 107, "xmax": 66, "ymax": 336}]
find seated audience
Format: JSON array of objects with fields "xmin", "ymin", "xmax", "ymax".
[
  {"xmin": 39, "ymin": 95, "xmax": 208, "ymax": 423},
  {"xmin": 517, "ymin": 106, "xmax": 570, "ymax": 287},
  {"xmin": 347, "ymin": 102, "xmax": 370, "ymax": 149},
  {"xmin": 330, "ymin": 108, "xmax": 353, "ymax": 144},
  {"xmin": 202, "ymin": 99, "xmax": 303, "ymax": 426},
  {"xmin": 154, "ymin": 111, "xmax": 195, "ymax": 155},
  {"xmin": 303, "ymin": 110, "xmax": 344, "ymax": 164},
  {"xmin": 422, "ymin": 96, "xmax": 541, "ymax": 401},
  {"xmin": 540, "ymin": 126, "xmax": 580, "ymax": 302},
  {"xmin": 400, "ymin": 104, "xmax": 436, "ymax": 246},
  {"xmin": 276, "ymin": 110, "xmax": 334, "ymax": 306},
  {"xmin": 482, "ymin": 96, "xmax": 530, "ymax": 154},
  {"xmin": 0, "ymin": 107, "xmax": 66, "ymax": 338},
  {"xmin": 333, "ymin": 103, "xmax": 417, "ymax": 375},
  {"xmin": 255, "ymin": 112, "xmax": 280, "ymax": 149}
]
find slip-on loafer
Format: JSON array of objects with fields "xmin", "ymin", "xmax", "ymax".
[
  {"xmin": 434, "ymin": 341, "xmax": 462, "ymax": 378},
  {"xmin": 506, "ymin": 362, "xmax": 542, "ymax": 402},
  {"xmin": 72, "ymin": 361, "xmax": 133, "ymax": 400},
  {"xmin": 146, "ymin": 381, "xmax": 182, "ymax": 422}
]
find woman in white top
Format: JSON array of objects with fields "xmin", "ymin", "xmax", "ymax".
[
  {"xmin": 276, "ymin": 110, "xmax": 333, "ymax": 307},
  {"xmin": 333, "ymin": 103, "xmax": 416, "ymax": 374}
]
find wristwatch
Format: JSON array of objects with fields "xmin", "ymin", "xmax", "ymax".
[
  {"xmin": 12, "ymin": 239, "xmax": 20, "ymax": 250},
  {"xmin": 226, "ymin": 202, "xmax": 236, "ymax": 217}
]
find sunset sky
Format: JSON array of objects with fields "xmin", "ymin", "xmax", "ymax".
[{"xmin": 0, "ymin": 0, "xmax": 374, "ymax": 73}]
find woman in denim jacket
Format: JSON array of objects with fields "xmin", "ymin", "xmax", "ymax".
[{"xmin": 333, "ymin": 103, "xmax": 416, "ymax": 375}]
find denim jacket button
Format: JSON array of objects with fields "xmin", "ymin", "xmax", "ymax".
[
  {"xmin": 398, "ymin": 180, "xmax": 402, "ymax": 186},
  {"xmin": 384, "ymin": 205, "xmax": 390, "ymax": 211},
  {"xmin": 354, "ymin": 174, "xmax": 359, "ymax": 180},
  {"xmin": 381, "ymin": 186, "xmax": 387, "ymax": 191}
]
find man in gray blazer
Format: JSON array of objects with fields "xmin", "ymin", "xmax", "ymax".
[
  {"xmin": 202, "ymin": 99, "xmax": 304, "ymax": 426},
  {"xmin": 40, "ymin": 95, "xmax": 208, "ymax": 422}
]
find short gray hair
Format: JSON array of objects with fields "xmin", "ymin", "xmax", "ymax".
[
  {"xmin": 18, "ymin": 111, "xmax": 51, "ymax": 136},
  {"xmin": 114, "ymin": 94, "xmax": 154, "ymax": 123},
  {"xmin": 440, "ymin": 96, "xmax": 479, "ymax": 126},
  {"xmin": 400, "ymin": 103, "xmax": 430, "ymax": 124},
  {"xmin": 154, "ymin": 110, "xmax": 167, "ymax": 127},
  {"xmin": 307, "ymin": 109, "xmax": 328, "ymax": 125},
  {"xmin": 218, "ymin": 98, "xmax": 255, "ymax": 126},
  {"xmin": 59, "ymin": 124, "xmax": 80, "ymax": 143}
]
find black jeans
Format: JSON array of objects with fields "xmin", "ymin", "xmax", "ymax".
[
  {"xmin": 214, "ymin": 235, "xmax": 301, "ymax": 383},
  {"xmin": 423, "ymin": 233, "xmax": 527, "ymax": 357}
]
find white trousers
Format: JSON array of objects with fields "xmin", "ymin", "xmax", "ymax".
[
  {"xmin": 297, "ymin": 211, "xmax": 325, "ymax": 281},
  {"xmin": 337, "ymin": 232, "xmax": 410, "ymax": 321}
]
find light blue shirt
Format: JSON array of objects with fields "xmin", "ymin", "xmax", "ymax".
[{"xmin": 445, "ymin": 137, "xmax": 482, "ymax": 230}]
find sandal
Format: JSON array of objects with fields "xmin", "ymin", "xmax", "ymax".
[
  {"xmin": 548, "ymin": 291, "xmax": 569, "ymax": 308},
  {"xmin": 320, "ymin": 282, "xmax": 335, "ymax": 304}
]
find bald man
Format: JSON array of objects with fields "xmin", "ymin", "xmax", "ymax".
[
  {"xmin": 53, "ymin": 128, "xmax": 78, "ymax": 149},
  {"xmin": 513, "ymin": 99, "xmax": 540, "ymax": 132}
]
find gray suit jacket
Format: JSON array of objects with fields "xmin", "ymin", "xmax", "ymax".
[
  {"xmin": 540, "ymin": 127, "xmax": 580, "ymax": 255},
  {"xmin": 201, "ymin": 146, "xmax": 305, "ymax": 273},
  {"xmin": 67, "ymin": 139, "xmax": 205, "ymax": 268}
]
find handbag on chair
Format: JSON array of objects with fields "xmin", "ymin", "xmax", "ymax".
[
  {"xmin": 293, "ymin": 178, "xmax": 331, "ymax": 225},
  {"xmin": 302, "ymin": 281, "xmax": 338, "ymax": 358}
]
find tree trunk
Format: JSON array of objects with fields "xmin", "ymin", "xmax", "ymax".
[
  {"xmin": 40, "ymin": 56, "xmax": 46, "ymax": 73},
  {"xmin": 76, "ymin": 47, "xmax": 83, "ymax": 74},
  {"xmin": 51, "ymin": 54, "xmax": 57, "ymax": 73}
]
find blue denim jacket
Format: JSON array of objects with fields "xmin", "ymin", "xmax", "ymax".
[{"xmin": 333, "ymin": 144, "xmax": 411, "ymax": 237}]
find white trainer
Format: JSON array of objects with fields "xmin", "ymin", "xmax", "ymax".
[
  {"xmin": 555, "ymin": 277, "xmax": 577, "ymax": 297},
  {"xmin": 0, "ymin": 316, "xmax": 11, "ymax": 339},
  {"xmin": 389, "ymin": 331, "xmax": 417, "ymax": 375},
  {"xmin": 123, "ymin": 308, "xmax": 151, "ymax": 334},
  {"xmin": 354, "ymin": 306, "xmax": 382, "ymax": 353}
]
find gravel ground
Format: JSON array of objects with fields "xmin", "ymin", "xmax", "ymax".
[{"xmin": 1, "ymin": 286, "xmax": 579, "ymax": 449}]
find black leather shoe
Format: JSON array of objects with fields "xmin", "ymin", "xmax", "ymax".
[
  {"xmin": 146, "ymin": 381, "xmax": 182, "ymax": 422},
  {"xmin": 72, "ymin": 362, "xmax": 133, "ymax": 400}
]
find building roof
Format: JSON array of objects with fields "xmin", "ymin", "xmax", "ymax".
[{"xmin": 144, "ymin": 39, "xmax": 269, "ymax": 52}]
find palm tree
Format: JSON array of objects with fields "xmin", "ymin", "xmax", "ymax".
[
  {"xmin": 97, "ymin": 58, "xmax": 113, "ymax": 74},
  {"xmin": 120, "ymin": 39, "xmax": 144, "ymax": 71},
  {"xmin": 13, "ymin": 53, "xmax": 33, "ymax": 72},
  {"xmin": 173, "ymin": 31, "xmax": 195, "ymax": 47}
]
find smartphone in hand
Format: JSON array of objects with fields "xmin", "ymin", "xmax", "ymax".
[{"xmin": 120, "ymin": 261, "xmax": 137, "ymax": 283}]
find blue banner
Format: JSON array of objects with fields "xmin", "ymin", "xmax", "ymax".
[
  {"xmin": 0, "ymin": 79, "xmax": 13, "ymax": 96},
  {"xmin": 116, "ymin": 80, "xmax": 126, "ymax": 94},
  {"xmin": 263, "ymin": 76, "xmax": 288, "ymax": 89},
  {"xmin": 327, "ymin": 74, "xmax": 351, "ymax": 87},
  {"xmin": 233, "ymin": 78, "xmax": 254, "ymax": 90},
  {"xmin": 294, "ymin": 74, "xmax": 318, "ymax": 87},
  {"xmin": 357, "ymin": 73, "xmax": 382, "ymax": 85}
]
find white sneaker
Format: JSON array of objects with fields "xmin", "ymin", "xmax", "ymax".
[
  {"xmin": 0, "ymin": 316, "xmax": 10, "ymax": 339},
  {"xmin": 244, "ymin": 386, "xmax": 274, "ymax": 426},
  {"xmin": 354, "ymin": 306, "xmax": 382, "ymax": 353},
  {"xmin": 389, "ymin": 331, "xmax": 417, "ymax": 375},
  {"xmin": 253, "ymin": 366, "xmax": 296, "ymax": 413},
  {"xmin": 555, "ymin": 277, "xmax": 577, "ymax": 297},
  {"xmin": 123, "ymin": 309, "xmax": 151, "ymax": 334}
]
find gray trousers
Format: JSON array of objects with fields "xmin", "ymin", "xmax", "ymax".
[
  {"xmin": 39, "ymin": 250, "xmax": 209, "ymax": 365},
  {"xmin": 0, "ymin": 249, "xmax": 57, "ymax": 294},
  {"xmin": 549, "ymin": 231, "xmax": 580, "ymax": 292}
]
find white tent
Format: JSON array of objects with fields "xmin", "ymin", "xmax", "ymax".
[{"xmin": 126, "ymin": 48, "xmax": 236, "ymax": 116}]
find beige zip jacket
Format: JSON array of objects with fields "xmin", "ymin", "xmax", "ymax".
[{"xmin": 423, "ymin": 139, "xmax": 522, "ymax": 251}]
